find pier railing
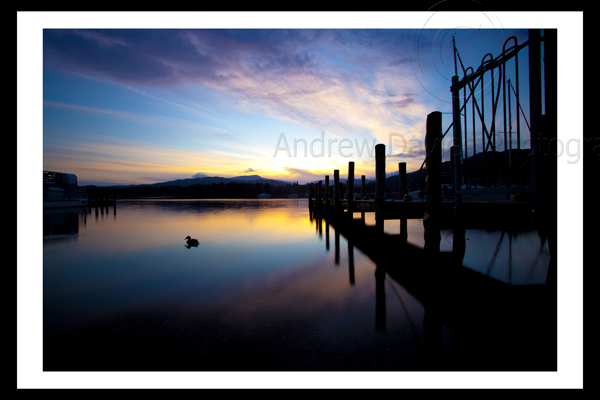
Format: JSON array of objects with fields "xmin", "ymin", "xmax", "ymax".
[{"xmin": 448, "ymin": 29, "xmax": 556, "ymax": 222}]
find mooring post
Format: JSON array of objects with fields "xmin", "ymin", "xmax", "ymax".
[
  {"xmin": 317, "ymin": 180, "xmax": 322, "ymax": 212},
  {"xmin": 375, "ymin": 144, "xmax": 386, "ymax": 235},
  {"xmin": 424, "ymin": 111, "xmax": 442, "ymax": 254},
  {"xmin": 398, "ymin": 161, "xmax": 408, "ymax": 240},
  {"xmin": 361, "ymin": 174, "xmax": 366, "ymax": 223},
  {"xmin": 399, "ymin": 162, "xmax": 407, "ymax": 198},
  {"xmin": 423, "ymin": 112, "xmax": 444, "ymax": 360},
  {"xmin": 334, "ymin": 169, "xmax": 340, "ymax": 217},
  {"xmin": 361, "ymin": 175, "xmax": 365, "ymax": 199},
  {"xmin": 324, "ymin": 175, "xmax": 330, "ymax": 216},
  {"xmin": 347, "ymin": 161, "xmax": 354, "ymax": 224}
]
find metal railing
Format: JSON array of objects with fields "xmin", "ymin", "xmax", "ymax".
[{"xmin": 449, "ymin": 33, "xmax": 538, "ymax": 200}]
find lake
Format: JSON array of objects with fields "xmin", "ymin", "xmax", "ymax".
[{"xmin": 43, "ymin": 198, "xmax": 555, "ymax": 372}]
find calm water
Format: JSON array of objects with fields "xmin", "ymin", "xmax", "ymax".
[{"xmin": 43, "ymin": 199, "xmax": 555, "ymax": 371}]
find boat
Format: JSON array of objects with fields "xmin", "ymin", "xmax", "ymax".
[
  {"xmin": 43, "ymin": 171, "xmax": 88, "ymax": 208},
  {"xmin": 258, "ymin": 193, "xmax": 271, "ymax": 199}
]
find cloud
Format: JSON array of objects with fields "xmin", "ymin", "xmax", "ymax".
[
  {"xmin": 241, "ymin": 168, "xmax": 256, "ymax": 174},
  {"xmin": 43, "ymin": 29, "xmax": 430, "ymax": 143},
  {"xmin": 282, "ymin": 167, "xmax": 326, "ymax": 184}
]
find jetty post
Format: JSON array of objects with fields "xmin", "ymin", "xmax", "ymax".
[
  {"xmin": 424, "ymin": 111, "xmax": 442, "ymax": 254},
  {"xmin": 399, "ymin": 162, "xmax": 407, "ymax": 197},
  {"xmin": 360, "ymin": 175, "xmax": 366, "ymax": 224},
  {"xmin": 347, "ymin": 161, "xmax": 355, "ymax": 224},
  {"xmin": 398, "ymin": 162, "xmax": 408, "ymax": 241},
  {"xmin": 361, "ymin": 175, "xmax": 365, "ymax": 199},
  {"xmin": 334, "ymin": 169, "xmax": 340, "ymax": 217},
  {"xmin": 324, "ymin": 175, "xmax": 330, "ymax": 216},
  {"xmin": 317, "ymin": 180, "xmax": 322, "ymax": 213},
  {"xmin": 375, "ymin": 144, "xmax": 386, "ymax": 235}
]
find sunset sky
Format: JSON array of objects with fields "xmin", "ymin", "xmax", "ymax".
[{"xmin": 19, "ymin": 12, "xmax": 581, "ymax": 186}]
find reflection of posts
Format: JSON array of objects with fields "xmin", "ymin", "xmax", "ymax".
[
  {"xmin": 318, "ymin": 212, "xmax": 323, "ymax": 238},
  {"xmin": 452, "ymin": 226, "xmax": 466, "ymax": 267},
  {"xmin": 335, "ymin": 229, "xmax": 340, "ymax": 266},
  {"xmin": 348, "ymin": 237, "xmax": 355, "ymax": 285},
  {"xmin": 400, "ymin": 218, "xmax": 407, "ymax": 244},
  {"xmin": 325, "ymin": 220, "xmax": 330, "ymax": 251},
  {"xmin": 375, "ymin": 264, "xmax": 386, "ymax": 330}
]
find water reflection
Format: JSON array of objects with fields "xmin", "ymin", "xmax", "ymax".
[
  {"xmin": 309, "ymin": 203, "xmax": 555, "ymax": 371},
  {"xmin": 43, "ymin": 199, "xmax": 555, "ymax": 372}
]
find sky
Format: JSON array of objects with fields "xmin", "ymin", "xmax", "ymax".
[
  {"xmin": 34, "ymin": 14, "xmax": 543, "ymax": 186},
  {"xmin": 20, "ymin": 12, "xmax": 581, "ymax": 187}
]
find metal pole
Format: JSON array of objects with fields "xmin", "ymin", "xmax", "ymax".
[{"xmin": 451, "ymin": 75, "xmax": 463, "ymax": 216}]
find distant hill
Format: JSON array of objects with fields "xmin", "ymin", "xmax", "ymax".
[{"xmin": 141, "ymin": 175, "xmax": 291, "ymax": 187}]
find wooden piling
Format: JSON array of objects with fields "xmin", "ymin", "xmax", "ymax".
[
  {"xmin": 399, "ymin": 162, "xmax": 407, "ymax": 198},
  {"xmin": 424, "ymin": 111, "xmax": 442, "ymax": 253},
  {"xmin": 375, "ymin": 144, "xmax": 386, "ymax": 234},
  {"xmin": 324, "ymin": 175, "xmax": 330, "ymax": 215},
  {"xmin": 347, "ymin": 162, "xmax": 354, "ymax": 223},
  {"xmin": 425, "ymin": 112, "xmax": 442, "ymax": 202},
  {"xmin": 317, "ymin": 180, "xmax": 322, "ymax": 212},
  {"xmin": 334, "ymin": 170, "xmax": 340, "ymax": 216},
  {"xmin": 361, "ymin": 175, "xmax": 365, "ymax": 200},
  {"xmin": 361, "ymin": 175, "xmax": 366, "ymax": 223}
]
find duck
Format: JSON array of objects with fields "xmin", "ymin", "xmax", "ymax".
[{"xmin": 184, "ymin": 236, "xmax": 200, "ymax": 247}]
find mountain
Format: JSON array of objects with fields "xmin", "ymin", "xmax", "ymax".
[
  {"xmin": 150, "ymin": 175, "xmax": 291, "ymax": 187},
  {"xmin": 229, "ymin": 174, "xmax": 263, "ymax": 181}
]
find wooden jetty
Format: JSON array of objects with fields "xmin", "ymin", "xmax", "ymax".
[
  {"xmin": 87, "ymin": 191, "xmax": 117, "ymax": 216},
  {"xmin": 306, "ymin": 104, "xmax": 557, "ymax": 369}
]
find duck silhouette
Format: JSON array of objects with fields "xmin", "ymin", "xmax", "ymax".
[{"xmin": 184, "ymin": 236, "xmax": 200, "ymax": 248}]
